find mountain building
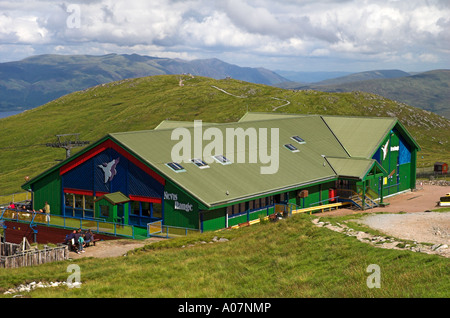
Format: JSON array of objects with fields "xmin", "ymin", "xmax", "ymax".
[{"xmin": 21, "ymin": 112, "xmax": 420, "ymax": 234}]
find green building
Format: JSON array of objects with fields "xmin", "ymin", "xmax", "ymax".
[{"xmin": 22, "ymin": 113, "xmax": 420, "ymax": 233}]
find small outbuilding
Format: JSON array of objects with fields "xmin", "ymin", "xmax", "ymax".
[
  {"xmin": 434, "ymin": 162, "xmax": 448, "ymax": 174},
  {"xmin": 94, "ymin": 192, "xmax": 130, "ymax": 224}
]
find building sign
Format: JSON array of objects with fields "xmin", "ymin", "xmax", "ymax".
[
  {"xmin": 98, "ymin": 158, "xmax": 120, "ymax": 183},
  {"xmin": 164, "ymin": 191, "xmax": 193, "ymax": 212},
  {"xmin": 390, "ymin": 146, "xmax": 399, "ymax": 152},
  {"xmin": 174, "ymin": 201, "xmax": 193, "ymax": 212}
]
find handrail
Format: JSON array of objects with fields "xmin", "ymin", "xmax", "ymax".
[
  {"xmin": 1, "ymin": 208, "xmax": 135, "ymax": 239},
  {"xmin": 308, "ymin": 196, "xmax": 340, "ymax": 207}
]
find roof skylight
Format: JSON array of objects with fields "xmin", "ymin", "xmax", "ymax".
[
  {"xmin": 213, "ymin": 155, "xmax": 231, "ymax": 165},
  {"xmin": 191, "ymin": 158, "xmax": 210, "ymax": 169},
  {"xmin": 291, "ymin": 136, "xmax": 306, "ymax": 144},
  {"xmin": 284, "ymin": 144, "xmax": 299, "ymax": 152},
  {"xmin": 166, "ymin": 162, "xmax": 186, "ymax": 172}
]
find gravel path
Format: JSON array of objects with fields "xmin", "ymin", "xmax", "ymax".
[
  {"xmin": 358, "ymin": 212, "xmax": 450, "ymax": 246},
  {"xmin": 314, "ymin": 184, "xmax": 450, "ymax": 257}
]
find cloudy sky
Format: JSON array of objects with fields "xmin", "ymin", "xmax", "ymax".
[{"xmin": 0, "ymin": 0, "xmax": 449, "ymax": 72}]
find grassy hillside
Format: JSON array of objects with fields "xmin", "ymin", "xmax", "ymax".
[
  {"xmin": 302, "ymin": 70, "xmax": 450, "ymax": 119},
  {"xmin": 0, "ymin": 75, "xmax": 449, "ymax": 195},
  {"xmin": 0, "ymin": 213, "xmax": 448, "ymax": 298}
]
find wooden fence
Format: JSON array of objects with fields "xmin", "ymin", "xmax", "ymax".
[{"xmin": 0, "ymin": 239, "xmax": 69, "ymax": 269}]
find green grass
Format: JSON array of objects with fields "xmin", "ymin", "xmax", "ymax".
[
  {"xmin": 1, "ymin": 213, "xmax": 448, "ymax": 298},
  {"xmin": 1, "ymin": 75, "xmax": 449, "ymax": 195},
  {"xmin": 432, "ymin": 207, "xmax": 450, "ymax": 212}
]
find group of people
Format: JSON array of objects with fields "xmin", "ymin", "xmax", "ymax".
[
  {"xmin": 6, "ymin": 201, "xmax": 51, "ymax": 221},
  {"xmin": 64, "ymin": 228, "xmax": 96, "ymax": 254}
]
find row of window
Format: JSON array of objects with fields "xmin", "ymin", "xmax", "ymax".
[
  {"xmin": 64, "ymin": 193, "xmax": 162, "ymax": 219},
  {"xmin": 226, "ymin": 193, "xmax": 287, "ymax": 216},
  {"xmin": 167, "ymin": 136, "xmax": 306, "ymax": 172}
]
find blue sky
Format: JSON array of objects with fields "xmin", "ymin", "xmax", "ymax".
[{"xmin": 0, "ymin": 0, "xmax": 449, "ymax": 72}]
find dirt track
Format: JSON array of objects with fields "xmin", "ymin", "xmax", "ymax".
[
  {"xmin": 69, "ymin": 237, "xmax": 164, "ymax": 259},
  {"xmin": 316, "ymin": 184, "xmax": 449, "ymax": 217}
]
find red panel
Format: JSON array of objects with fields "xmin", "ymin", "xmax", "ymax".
[
  {"xmin": 60, "ymin": 139, "xmax": 112, "ymax": 175},
  {"xmin": 59, "ymin": 138, "xmax": 165, "ymax": 185},
  {"xmin": 4, "ymin": 221, "xmax": 118, "ymax": 244},
  {"xmin": 64, "ymin": 188, "xmax": 94, "ymax": 196},
  {"xmin": 129, "ymin": 195, "xmax": 162, "ymax": 204}
]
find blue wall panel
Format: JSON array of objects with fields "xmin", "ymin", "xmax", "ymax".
[
  {"xmin": 63, "ymin": 147, "xmax": 163, "ymax": 199},
  {"xmin": 399, "ymin": 135, "xmax": 411, "ymax": 165},
  {"xmin": 64, "ymin": 158, "xmax": 93, "ymax": 190},
  {"xmin": 128, "ymin": 163, "xmax": 163, "ymax": 198}
]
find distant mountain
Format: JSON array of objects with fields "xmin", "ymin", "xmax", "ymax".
[
  {"xmin": 273, "ymin": 69, "xmax": 411, "ymax": 89},
  {"xmin": 312, "ymin": 69, "xmax": 411, "ymax": 85},
  {"xmin": 0, "ymin": 54, "xmax": 289, "ymax": 112},
  {"xmin": 291, "ymin": 69, "xmax": 450, "ymax": 119},
  {"xmin": 274, "ymin": 70, "xmax": 353, "ymax": 83}
]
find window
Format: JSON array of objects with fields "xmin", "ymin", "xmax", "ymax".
[
  {"xmin": 284, "ymin": 144, "xmax": 299, "ymax": 152},
  {"xmin": 74, "ymin": 194, "xmax": 84, "ymax": 209},
  {"xmin": 64, "ymin": 193, "xmax": 96, "ymax": 218},
  {"xmin": 213, "ymin": 155, "xmax": 231, "ymax": 165},
  {"xmin": 85, "ymin": 196, "xmax": 95, "ymax": 211},
  {"xmin": 131, "ymin": 201, "xmax": 140, "ymax": 215},
  {"xmin": 141, "ymin": 202, "xmax": 151, "ymax": 217},
  {"xmin": 254, "ymin": 198, "xmax": 261, "ymax": 209},
  {"xmin": 100, "ymin": 205, "xmax": 109, "ymax": 218},
  {"xmin": 166, "ymin": 162, "xmax": 185, "ymax": 172},
  {"xmin": 191, "ymin": 158, "xmax": 209, "ymax": 169},
  {"xmin": 291, "ymin": 136, "xmax": 306, "ymax": 144},
  {"xmin": 65, "ymin": 193, "xmax": 75, "ymax": 217},
  {"xmin": 152, "ymin": 203, "xmax": 162, "ymax": 218},
  {"xmin": 65, "ymin": 193, "xmax": 75, "ymax": 208}
]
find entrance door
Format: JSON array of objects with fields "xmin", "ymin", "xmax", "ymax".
[{"xmin": 116, "ymin": 204, "xmax": 124, "ymax": 224}]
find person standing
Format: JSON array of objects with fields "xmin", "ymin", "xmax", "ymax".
[
  {"xmin": 78, "ymin": 234, "xmax": 85, "ymax": 254},
  {"xmin": 43, "ymin": 201, "xmax": 51, "ymax": 222}
]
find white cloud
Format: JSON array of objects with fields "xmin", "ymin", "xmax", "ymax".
[{"xmin": 0, "ymin": 0, "xmax": 448, "ymax": 71}]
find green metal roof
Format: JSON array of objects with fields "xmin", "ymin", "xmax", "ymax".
[
  {"xmin": 110, "ymin": 116, "xmax": 348, "ymax": 208},
  {"xmin": 238, "ymin": 112, "xmax": 312, "ymax": 122},
  {"xmin": 326, "ymin": 157, "xmax": 386, "ymax": 180},
  {"xmin": 154, "ymin": 120, "xmax": 214, "ymax": 130},
  {"xmin": 321, "ymin": 116, "xmax": 397, "ymax": 158}
]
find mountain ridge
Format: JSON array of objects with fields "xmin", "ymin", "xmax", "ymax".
[
  {"xmin": 0, "ymin": 53, "xmax": 289, "ymax": 112},
  {"xmin": 292, "ymin": 69, "xmax": 450, "ymax": 119}
]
